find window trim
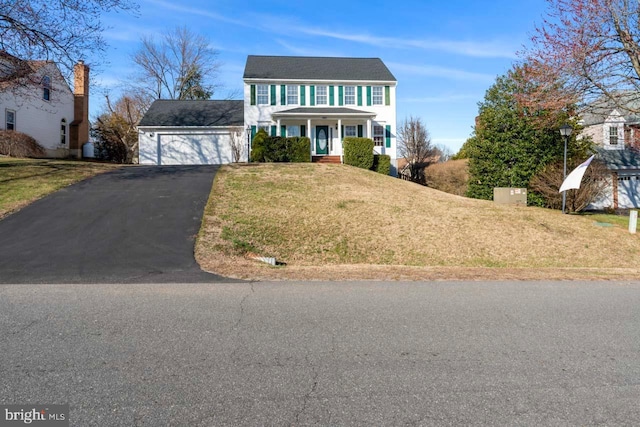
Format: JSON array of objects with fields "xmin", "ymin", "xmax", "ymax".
[
  {"xmin": 316, "ymin": 85, "xmax": 328, "ymax": 105},
  {"xmin": 257, "ymin": 84, "xmax": 269, "ymax": 105},
  {"xmin": 344, "ymin": 86, "xmax": 356, "ymax": 105},
  {"xmin": 6, "ymin": 109, "xmax": 15, "ymax": 131},
  {"xmin": 372, "ymin": 86, "xmax": 383, "ymax": 105},
  {"xmin": 287, "ymin": 85, "xmax": 298, "ymax": 105}
]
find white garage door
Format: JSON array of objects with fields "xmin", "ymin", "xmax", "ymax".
[
  {"xmin": 158, "ymin": 133, "xmax": 233, "ymax": 165},
  {"xmin": 618, "ymin": 174, "xmax": 640, "ymax": 208}
]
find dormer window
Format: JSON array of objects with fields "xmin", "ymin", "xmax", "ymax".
[{"xmin": 42, "ymin": 75, "xmax": 51, "ymax": 101}]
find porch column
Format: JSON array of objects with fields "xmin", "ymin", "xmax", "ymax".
[
  {"xmin": 338, "ymin": 118, "xmax": 343, "ymax": 163},
  {"xmin": 308, "ymin": 118, "xmax": 312, "ymax": 159},
  {"xmin": 366, "ymin": 119, "xmax": 372, "ymax": 138}
]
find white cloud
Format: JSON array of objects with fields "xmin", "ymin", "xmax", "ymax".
[
  {"xmin": 389, "ymin": 62, "xmax": 496, "ymax": 83},
  {"xmin": 295, "ymin": 27, "xmax": 518, "ymax": 59},
  {"xmin": 274, "ymin": 40, "xmax": 343, "ymax": 57},
  {"xmin": 143, "ymin": 0, "xmax": 250, "ymax": 27}
]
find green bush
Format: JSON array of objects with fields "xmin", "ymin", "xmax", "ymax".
[
  {"xmin": 289, "ymin": 137, "xmax": 311, "ymax": 162},
  {"xmin": 250, "ymin": 129, "xmax": 268, "ymax": 162},
  {"xmin": 264, "ymin": 136, "xmax": 288, "ymax": 162},
  {"xmin": 344, "ymin": 137, "xmax": 374, "ymax": 170},
  {"xmin": 252, "ymin": 133, "xmax": 311, "ymax": 163},
  {"xmin": 372, "ymin": 154, "xmax": 391, "ymax": 175}
]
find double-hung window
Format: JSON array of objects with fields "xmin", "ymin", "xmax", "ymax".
[
  {"xmin": 287, "ymin": 85, "xmax": 298, "ymax": 105},
  {"xmin": 316, "ymin": 85, "xmax": 328, "ymax": 105},
  {"xmin": 344, "ymin": 125, "xmax": 357, "ymax": 137},
  {"xmin": 344, "ymin": 86, "xmax": 356, "ymax": 105},
  {"xmin": 60, "ymin": 119, "xmax": 66, "ymax": 145},
  {"xmin": 372, "ymin": 86, "xmax": 383, "ymax": 105},
  {"xmin": 373, "ymin": 124, "xmax": 384, "ymax": 146},
  {"xmin": 6, "ymin": 110, "xmax": 15, "ymax": 131},
  {"xmin": 609, "ymin": 126, "xmax": 619, "ymax": 145},
  {"xmin": 257, "ymin": 85, "xmax": 269, "ymax": 105},
  {"xmin": 287, "ymin": 125, "xmax": 300, "ymax": 137}
]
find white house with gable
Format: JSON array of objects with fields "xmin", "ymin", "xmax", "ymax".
[
  {"xmin": 0, "ymin": 51, "xmax": 90, "ymax": 158},
  {"xmin": 243, "ymin": 55, "xmax": 398, "ymax": 173}
]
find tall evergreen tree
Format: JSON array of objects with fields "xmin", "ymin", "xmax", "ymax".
[{"xmin": 463, "ymin": 66, "xmax": 591, "ymax": 203}]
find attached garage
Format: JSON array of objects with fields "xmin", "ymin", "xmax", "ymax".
[
  {"xmin": 137, "ymin": 99, "xmax": 245, "ymax": 165},
  {"xmin": 590, "ymin": 148, "xmax": 640, "ymax": 210}
]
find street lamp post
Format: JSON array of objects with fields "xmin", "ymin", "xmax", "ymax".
[{"xmin": 559, "ymin": 124, "xmax": 573, "ymax": 214}]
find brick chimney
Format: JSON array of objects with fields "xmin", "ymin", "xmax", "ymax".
[{"xmin": 69, "ymin": 60, "xmax": 89, "ymax": 158}]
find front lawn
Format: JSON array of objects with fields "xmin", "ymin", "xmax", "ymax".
[{"xmin": 0, "ymin": 158, "xmax": 121, "ymax": 219}]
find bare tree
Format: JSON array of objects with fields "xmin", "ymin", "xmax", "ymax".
[
  {"xmin": 397, "ymin": 116, "xmax": 437, "ymax": 183},
  {"xmin": 529, "ymin": 158, "xmax": 610, "ymax": 212},
  {"xmin": 92, "ymin": 92, "xmax": 147, "ymax": 163},
  {"xmin": 132, "ymin": 26, "xmax": 220, "ymax": 100},
  {"xmin": 522, "ymin": 0, "xmax": 640, "ymax": 114},
  {"xmin": 228, "ymin": 127, "xmax": 245, "ymax": 163},
  {"xmin": 0, "ymin": 0, "xmax": 136, "ymax": 81}
]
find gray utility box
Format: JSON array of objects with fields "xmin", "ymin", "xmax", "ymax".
[{"xmin": 493, "ymin": 187, "xmax": 527, "ymax": 206}]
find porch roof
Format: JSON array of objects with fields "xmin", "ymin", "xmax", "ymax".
[{"xmin": 272, "ymin": 107, "xmax": 376, "ymax": 118}]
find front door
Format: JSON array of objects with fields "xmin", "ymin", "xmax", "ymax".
[{"xmin": 316, "ymin": 126, "xmax": 329, "ymax": 155}]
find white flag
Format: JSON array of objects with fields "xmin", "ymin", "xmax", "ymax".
[{"xmin": 559, "ymin": 155, "xmax": 595, "ymax": 193}]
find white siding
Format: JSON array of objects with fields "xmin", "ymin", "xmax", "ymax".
[{"xmin": 0, "ymin": 62, "xmax": 73, "ymax": 157}]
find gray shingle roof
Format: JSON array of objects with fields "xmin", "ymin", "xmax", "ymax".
[
  {"xmin": 596, "ymin": 147, "xmax": 640, "ymax": 170},
  {"xmin": 138, "ymin": 100, "xmax": 244, "ymax": 127},
  {"xmin": 243, "ymin": 55, "xmax": 396, "ymax": 82},
  {"xmin": 581, "ymin": 94, "xmax": 640, "ymax": 126}
]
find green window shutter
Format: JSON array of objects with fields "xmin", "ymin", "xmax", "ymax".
[
  {"xmin": 357, "ymin": 86, "xmax": 363, "ymax": 106},
  {"xmin": 281, "ymin": 85, "xmax": 286, "ymax": 105},
  {"xmin": 366, "ymin": 86, "xmax": 372, "ymax": 106},
  {"xmin": 300, "ymin": 85, "xmax": 306, "ymax": 106},
  {"xmin": 271, "ymin": 125, "xmax": 277, "ymax": 137},
  {"xmin": 281, "ymin": 125, "xmax": 286, "ymax": 137},
  {"xmin": 300, "ymin": 125, "xmax": 306, "ymax": 137},
  {"xmin": 357, "ymin": 125, "xmax": 363, "ymax": 137},
  {"xmin": 251, "ymin": 125, "xmax": 256, "ymax": 141},
  {"xmin": 310, "ymin": 85, "xmax": 315, "ymax": 106},
  {"xmin": 329, "ymin": 85, "xmax": 335, "ymax": 106},
  {"xmin": 270, "ymin": 85, "xmax": 276, "ymax": 106},
  {"xmin": 338, "ymin": 86, "xmax": 344, "ymax": 106},
  {"xmin": 250, "ymin": 85, "xmax": 256, "ymax": 105},
  {"xmin": 385, "ymin": 86, "xmax": 391, "ymax": 106},
  {"xmin": 341, "ymin": 125, "xmax": 344, "ymax": 142},
  {"xmin": 385, "ymin": 125, "xmax": 391, "ymax": 148}
]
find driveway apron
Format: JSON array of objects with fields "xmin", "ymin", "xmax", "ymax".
[{"xmin": 0, "ymin": 166, "xmax": 234, "ymax": 283}]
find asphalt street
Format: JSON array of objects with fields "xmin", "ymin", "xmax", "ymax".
[
  {"xmin": 1, "ymin": 280, "xmax": 640, "ymax": 426},
  {"xmin": 0, "ymin": 166, "xmax": 233, "ymax": 284}
]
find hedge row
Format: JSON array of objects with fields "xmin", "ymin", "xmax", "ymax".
[
  {"xmin": 344, "ymin": 137, "xmax": 391, "ymax": 175},
  {"xmin": 251, "ymin": 129, "xmax": 310, "ymax": 163}
]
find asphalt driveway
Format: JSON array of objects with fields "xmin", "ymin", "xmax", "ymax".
[{"xmin": 0, "ymin": 166, "xmax": 234, "ymax": 284}]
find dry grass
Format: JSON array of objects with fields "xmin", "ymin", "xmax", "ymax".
[
  {"xmin": 196, "ymin": 163, "xmax": 640, "ymax": 281},
  {"xmin": 0, "ymin": 157, "xmax": 121, "ymax": 219}
]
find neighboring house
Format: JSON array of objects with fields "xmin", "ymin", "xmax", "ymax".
[
  {"xmin": 581, "ymin": 100, "xmax": 640, "ymax": 208},
  {"xmin": 138, "ymin": 100, "xmax": 244, "ymax": 165},
  {"xmin": 244, "ymin": 55, "xmax": 398, "ymax": 173},
  {"xmin": 0, "ymin": 51, "xmax": 90, "ymax": 158}
]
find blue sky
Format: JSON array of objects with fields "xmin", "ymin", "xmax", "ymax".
[{"xmin": 95, "ymin": 0, "xmax": 550, "ymax": 153}]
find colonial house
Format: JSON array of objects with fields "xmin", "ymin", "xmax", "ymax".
[
  {"xmin": 137, "ymin": 55, "xmax": 398, "ymax": 174},
  {"xmin": 243, "ymin": 55, "xmax": 397, "ymax": 172},
  {"xmin": 580, "ymin": 100, "xmax": 640, "ymax": 209},
  {"xmin": 0, "ymin": 51, "xmax": 90, "ymax": 158}
]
